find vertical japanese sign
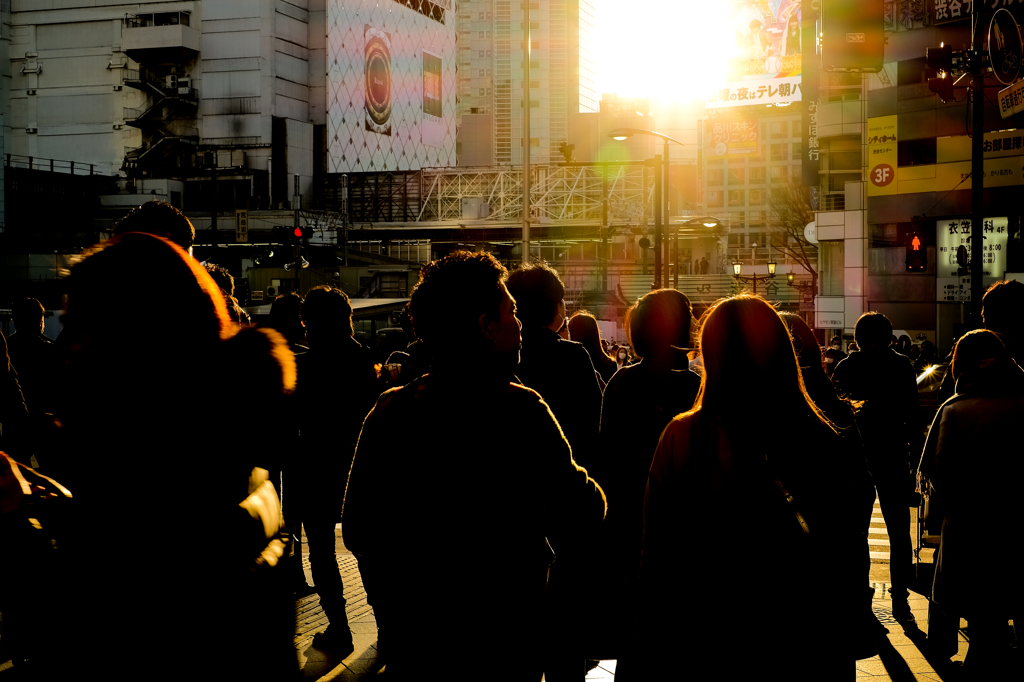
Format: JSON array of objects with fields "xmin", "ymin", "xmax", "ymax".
[
  {"xmin": 867, "ymin": 115, "xmax": 898, "ymax": 196},
  {"xmin": 235, "ymin": 209, "xmax": 249, "ymax": 243},
  {"xmin": 365, "ymin": 26, "xmax": 393, "ymax": 136},
  {"xmin": 706, "ymin": 0, "xmax": 803, "ymax": 108},
  {"xmin": 801, "ymin": 6, "xmax": 819, "ymax": 188},
  {"xmin": 708, "ymin": 118, "xmax": 760, "ymax": 158},
  {"xmin": 935, "ymin": 216, "xmax": 1009, "ymax": 301}
]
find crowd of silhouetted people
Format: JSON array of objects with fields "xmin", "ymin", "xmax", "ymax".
[{"xmin": 0, "ymin": 201, "xmax": 1021, "ymax": 681}]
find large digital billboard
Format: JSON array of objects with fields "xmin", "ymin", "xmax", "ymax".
[
  {"xmin": 327, "ymin": 0, "xmax": 457, "ymax": 173},
  {"xmin": 706, "ymin": 0, "xmax": 803, "ymax": 109}
]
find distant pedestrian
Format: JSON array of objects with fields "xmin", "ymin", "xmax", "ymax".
[
  {"xmin": 832, "ymin": 312, "xmax": 921, "ymax": 629},
  {"xmin": 567, "ymin": 311, "xmax": 618, "ymax": 385},
  {"xmin": 343, "ymin": 251, "xmax": 606, "ymax": 680},
  {"xmin": 823, "ymin": 335, "xmax": 847, "ymax": 378},
  {"xmin": 0, "ymin": 331, "xmax": 29, "ymax": 459},
  {"xmin": 268, "ymin": 292, "xmax": 308, "ymax": 356},
  {"xmin": 699, "ymin": 256, "xmax": 709, "ymax": 274},
  {"xmin": 291, "ymin": 285, "xmax": 379, "ymax": 654},
  {"xmin": 617, "ymin": 295, "xmax": 864, "ymax": 680},
  {"xmin": 5, "ymin": 298, "xmax": 57, "ymax": 418}
]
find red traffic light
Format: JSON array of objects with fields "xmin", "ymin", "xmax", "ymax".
[
  {"xmin": 905, "ymin": 232, "xmax": 926, "ymax": 272},
  {"xmin": 293, "ymin": 226, "xmax": 304, "ymax": 238},
  {"xmin": 928, "ymin": 74, "xmax": 955, "ymax": 103}
]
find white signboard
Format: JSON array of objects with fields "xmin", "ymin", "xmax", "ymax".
[
  {"xmin": 935, "ymin": 216, "xmax": 1009, "ymax": 302},
  {"xmin": 997, "ymin": 78, "xmax": 1024, "ymax": 119},
  {"xmin": 815, "ymin": 312, "xmax": 845, "ymax": 328}
]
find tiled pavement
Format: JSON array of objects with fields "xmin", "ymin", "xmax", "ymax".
[{"xmin": 292, "ymin": 548, "xmax": 983, "ymax": 682}]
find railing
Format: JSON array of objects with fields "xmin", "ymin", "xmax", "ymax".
[
  {"xmin": 5, "ymin": 154, "xmax": 99, "ymax": 176},
  {"xmin": 124, "ymin": 11, "xmax": 191, "ymax": 29}
]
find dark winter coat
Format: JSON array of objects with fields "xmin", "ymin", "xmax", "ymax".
[
  {"xmin": 918, "ymin": 360, "xmax": 1024, "ymax": 616},
  {"xmin": 343, "ymin": 371, "xmax": 606, "ymax": 679},
  {"xmin": 514, "ymin": 326, "xmax": 602, "ymax": 469}
]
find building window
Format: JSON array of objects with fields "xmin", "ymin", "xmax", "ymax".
[
  {"xmin": 897, "ymin": 139, "xmax": 936, "ymax": 166},
  {"xmin": 728, "ymin": 189, "xmax": 744, "ymax": 206},
  {"xmin": 749, "ymin": 188, "xmax": 763, "ymax": 205},
  {"xmin": 770, "ymin": 120, "xmax": 788, "ymax": 138},
  {"xmin": 479, "ymin": 50, "xmax": 485, "ymax": 57},
  {"xmin": 530, "ymin": 80, "xmax": 540, "ymax": 88},
  {"xmin": 479, "ymin": 31, "xmax": 485, "ymax": 39},
  {"xmin": 770, "ymin": 165, "xmax": 787, "ymax": 182},
  {"xmin": 479, "ymin": 69, "xmax": 485, "ymax": 77},
  {"xmin": 708, "ymin": 169, "xmax": 724, "ymax": 186},
  {"xmin": 791, "ymin": 142, "xmax": 802, "ymax": 160},
  {"xmin": 771, "ymin": 143, "xmax": 785, "ymax": 160},
  {"xmin": 479, "ymin": 11, "xmax": 485, "ymax": 19},
  {"xmin": 707, "ymin": 190, "xmax": 723, "ymax": 207},
  {"xmin": 728, "ymin": 168, "xmax": 745, "ymax": 185},
  {"xmin": 487, "ymin": 49, "xmax": 493, "ymax": 57},
  {"xmin": 749, "ymin": 167, "xmax": 765, "ymax": 183},
  {"xmin": 479, "ymin": 88, "xmax": 486, "ymax": 96}
]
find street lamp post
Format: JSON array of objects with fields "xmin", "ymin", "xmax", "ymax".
[
  {"xmin": 609, "ymin": 127, "xmax": 685, "ymax": 290},
  {"xmin": 732, "ymin": 260, "xmax": 777, "ymax": 296}
]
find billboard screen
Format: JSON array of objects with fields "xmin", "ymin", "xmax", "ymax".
[
  {"xmin": 706, "ymin": 0, "xmax": 803, "ymax": 109},
  {"xmin": 327, "ymin": 1, "xmax": 457, "ymax": 173},
  {"xmin": 707, "ymin": 117, "xmax": 760, "ymax": 158}
]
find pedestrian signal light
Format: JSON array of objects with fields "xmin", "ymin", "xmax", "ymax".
[{"xmin": 906, "ymin": 232, "xmax": 926, "ymax": 272}]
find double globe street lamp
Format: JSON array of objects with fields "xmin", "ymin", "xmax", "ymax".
[{"xmin": 732, "ymin": 259, "xmax": 777, "ymax": 296}]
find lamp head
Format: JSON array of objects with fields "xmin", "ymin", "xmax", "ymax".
[
  {"xmin": 608, "ymin": 128, "xmax": 633, "ymax": 141},
  {"xmin": 767, "ymin": 260, "xmax": 777, "ymax": 276},
  {"xmin": 732, "ymin": 262, "xmax": 742, "ymax": 277},
  {"xmin": 702, "ymin": 221, "xmax": 718, "ymax": 228}
]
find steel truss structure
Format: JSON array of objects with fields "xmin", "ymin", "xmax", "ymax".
[{"xmin": 416, "ymin": 164, "xmax": 654, "ymax": 224}]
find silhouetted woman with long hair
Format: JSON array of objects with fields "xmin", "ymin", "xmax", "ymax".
[
  {"xmin": 57, "ymin": 232, "xmax": 299, "ymax": 681},
  {"xmin": 568, "ymin": 311, "xmax": 618, "ymax": 384},
  {"xmin": 616, "ymin": 295, "xmax": 864, "ymax": 681}
]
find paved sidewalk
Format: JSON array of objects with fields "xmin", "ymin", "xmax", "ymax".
[{"xmin": 293, "ymin": 549, "xmax": 980, "ymax": 681}]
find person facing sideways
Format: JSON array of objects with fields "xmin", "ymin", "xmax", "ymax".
[
  {"xmin": 918, "ymin": 329, "xmax": 1024, "ymax": 678},
  {"xmin": 290, "ymin": 285, "xmax": 379, "ymax": 654},
  {"xmin": 203, "ymin": 261, "xmax": 250, "ymax": 327},
  {"xmin": 342, "ymin": 251, "xmax": 606, "ymax": 681},
  {"xmin": 5, "ymin": 297, "xmax": 57, "ymax": 417},
  {"xmin": 614, "ymin": 295, "xmax": 867, "ymax": 682},
  {"xmin": 832, "ymin": 311, "xmax": 921, "ymax": 630},
  {"xmin": 53, "ymin": 232, "xmax": 300, "ymax": 681},
  {"xmin": 505, "ymin": 262, "xmax": 602, "ymax": 468},
  {"xmin": 112, "ymin": 200, "xmax": 196, "ymax": 259},
  {"xmin": 593, "ymin": 289, "xmax": 702, "ymax": 657},
  {"xmin": 268, "ymin": 292, "xmax": 308, "ymax": 355},
  {"xmin": 567, "ymin": 311, "xmax": 618, "ymax": 386}
]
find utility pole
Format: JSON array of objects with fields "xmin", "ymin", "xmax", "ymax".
[
  {"xmin": 970, "ymin": 7, "xmax": 984, "ymax": 326},
  {"xmin": 653, "ymin": 154, "xmax": 662, "ymax": 289},
  {"xmin": 522, "ymin": 2, "xmax": 531, "ymax": 266}
]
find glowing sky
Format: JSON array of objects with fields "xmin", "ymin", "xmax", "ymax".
[{"xmin": 591, "ymin": 0, "xmax": 747, "ymax": 101}]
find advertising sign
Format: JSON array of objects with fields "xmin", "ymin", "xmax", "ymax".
[
  {"xmin": 235, "ymin": 209, "xmax": 248, "ymax": 244},
  {"xmin": 867, "ymin": 115, "xmax": 898, "ymax": 196},
  {"xmin": 998, "ymin": 78, "xmax": 1024, "ymax": 119},
  {"xmin": 936, "ymin": 216, "xmax": 1009, "ymax": 302},
  {"xmin": 706, "ymin": 0, "xmax": 803, "ymax": 109},
  {"xmin": 327, "ymin": 0, "xmax": 457, "ymax": 173},
  {"xmin": 707, "ymin": 118, "xmax": 760, "ymax": 158},
  {"xmin": 815, "ymin": 311, "xmax": 845, "ymax": 328}
]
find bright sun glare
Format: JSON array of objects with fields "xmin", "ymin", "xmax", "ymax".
[{"xmin": 592, "ymin": 0, "xmax": 755, "ymax": 102}]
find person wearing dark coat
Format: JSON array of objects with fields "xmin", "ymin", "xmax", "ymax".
[
  {"xmin": 343, "ymin": 252, "xmax": 606, "ymax": 681},
  {"xmin": 291, "ymin": 285, "xmax": 379, "ymax": 654},
  {"xmin": 0, "ymin": 331, "xmax": 29, "ymax": 459},
  {"xmin": 505, "ymin": 263, "xmax": 602, "ymax": 468},
  {"xmin": 505, "ymin": 262, "xmax": 604, "ymax": 680},
  {"xmin": 918, "ymin": 329, "xmax": 1024, "ymax": 678},
  {"xmin": 616, "ymin": 295, "xmax": 864, "ymax": 681},
  {"xmin": 5, "ymin": 298, "xmax": 58, "ymax": 418},
  {"xmin": 832, "ymin": 311, "xmax": 921, "ymax": 628},
  {"xmin": 594, "ymin": 289, "xmax": 700, "ymax": 658}
]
